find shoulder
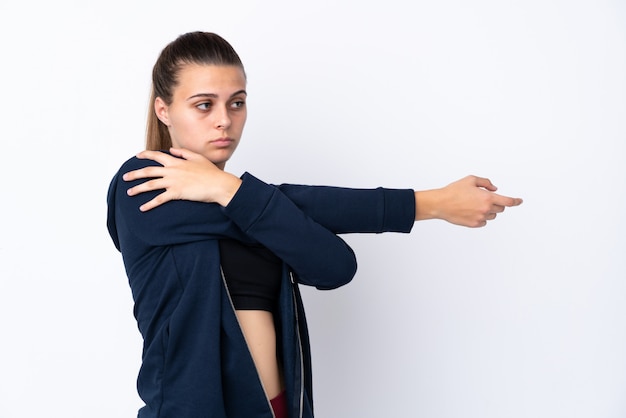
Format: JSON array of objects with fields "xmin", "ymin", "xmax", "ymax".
[
  {"xmin": 117, "ymin": 151, "xmax": 169, "ymax": 173},
  {"xmin": 107, "ymin": 152, "xmax": 167, "ymax": 201}
]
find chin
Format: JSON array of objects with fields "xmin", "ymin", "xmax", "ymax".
[{"xmin": 208, "ymin": 154, "xmax": 233, "ymax": 170}]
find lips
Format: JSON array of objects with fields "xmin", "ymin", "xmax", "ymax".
[{"xmin": 210, "ymin": 137, "xmax": 234, "ymax": 147}]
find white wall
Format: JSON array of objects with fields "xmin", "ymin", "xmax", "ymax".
[{"xmin": 1, "ymin": 1, "xmax": 624, "ymax": 417}]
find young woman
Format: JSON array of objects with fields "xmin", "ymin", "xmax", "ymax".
[{"xmin": 107, "ymin": 31, "xmax": 522, "ymax": 418}]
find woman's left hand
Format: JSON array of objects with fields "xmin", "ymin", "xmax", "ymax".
[{"xmin": 122, "ymin": 148, "xmax": 242, "ymax": 212}]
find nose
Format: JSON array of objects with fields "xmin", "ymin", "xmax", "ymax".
[{"xmin": 215, "ymin": 106, "xmax": 231, "ymax": 130}]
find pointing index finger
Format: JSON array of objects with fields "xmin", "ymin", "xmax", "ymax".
[{"xmin": 494, "ymin": 193, "xmax": 524, "ymax": 207}]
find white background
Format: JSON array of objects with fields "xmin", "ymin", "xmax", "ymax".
[{"xmin": 1, "ymin": 1, "xmax": 625, "ymax": 417}]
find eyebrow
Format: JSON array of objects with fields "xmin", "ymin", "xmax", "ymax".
[{"xmin": 186, "ymin": 90, "xmax": 247, "ymax": 101}]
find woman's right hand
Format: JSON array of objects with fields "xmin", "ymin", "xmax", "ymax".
[
  {"xmin": 414, "ymin": 175, "xmax": 523, "ymax": 227},
  {"xmin": 123, "ymin": 148, "xmax": 242, "ymax": 212}
]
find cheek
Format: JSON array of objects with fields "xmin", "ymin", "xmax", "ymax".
[
  {"xmin": 235, "ymin": 113, "xmax": 247, "ymax": 132},
  {"xmin": 170, "ymin": 114, "xmax": 196, "ymax": 140}
]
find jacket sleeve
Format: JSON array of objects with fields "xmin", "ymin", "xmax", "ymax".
[
  {"xmin": 222, "ymin": 173, "xmax": 358, "ymax": 289},
  {"xmin": 107, "ymin": 156, "xmax": 357, "ymax": 289},
  {"xmin": 276, "ymin": 184, "xmax": 416, "ymax": 234}
]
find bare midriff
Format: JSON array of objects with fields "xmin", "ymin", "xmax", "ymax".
[{"xmin": 235, "ymin": 310, "xmax": 284, "ymax": 400}]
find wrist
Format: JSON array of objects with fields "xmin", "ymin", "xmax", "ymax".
[
  {"xmin": 216, "ymin": 173, "xmax": 242, "ymax": 207},
  {"xmin": 414, "ymin": 189, "xmax": 442, "ymax": 221}
]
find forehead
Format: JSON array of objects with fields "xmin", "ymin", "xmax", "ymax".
[{"xmin": 174, "ymin": 64, "xmax": 246, "ymax": 95}]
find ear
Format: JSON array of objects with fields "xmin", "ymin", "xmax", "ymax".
[{"xmin": 154, "ymin": 97, "xmax": 171, "ymax": 127}]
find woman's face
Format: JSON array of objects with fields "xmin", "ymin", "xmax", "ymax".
[{"xmin": 155, "ymin": 63, "xmax": 247, "ymax": 169}]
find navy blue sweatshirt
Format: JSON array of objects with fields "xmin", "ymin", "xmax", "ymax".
[{"xmin": 107, "ymin": 155, "xmax": 415, "ymax": 417}]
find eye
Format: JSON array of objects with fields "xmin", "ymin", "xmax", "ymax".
[
  {"xmin": 196, "ymin": 102, "xmax": 212, "ymax": 110},
  {"xmin": 231, "ymin": 99, "xmax": 246, "ymax": 109}
]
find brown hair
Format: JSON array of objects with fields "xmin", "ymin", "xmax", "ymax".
[{"xmin": 146, "ymin": 32, "xmax": 246, "ymax": 150}]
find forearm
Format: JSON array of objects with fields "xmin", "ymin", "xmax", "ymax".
[{"xmin": 276, "ymin": 184, "xmax": 416, "ymax": 234}]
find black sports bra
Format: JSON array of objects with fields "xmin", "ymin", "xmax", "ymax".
[{"xmin": 219, "ymin": 239, "xmax": 283, "ymax": 312}]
